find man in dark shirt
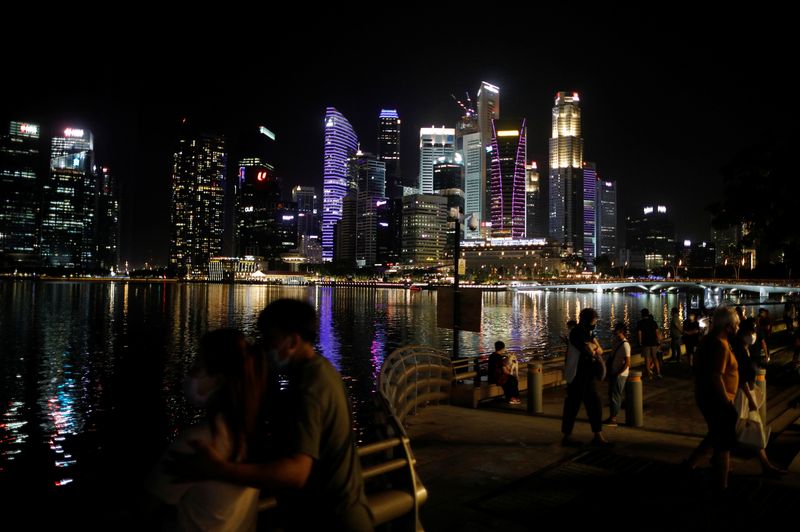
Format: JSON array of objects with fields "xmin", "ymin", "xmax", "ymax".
[
  {"xmin": 560, "ymin": 308, "xmax": 611, "ymax": 447},
  {"xmin": 488, "ymin": 341, "xmax": 520, "ymax": 404},
  {"xmin": 636, "ymin": 308, "xmax": 662, "ymax": 379}
]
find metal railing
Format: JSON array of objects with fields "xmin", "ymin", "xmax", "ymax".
[{"xmin": 379, "ymin": 345, "xmax": 452, "ymax": 426}]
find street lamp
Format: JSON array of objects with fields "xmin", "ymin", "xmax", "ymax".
[{"xmin": 449, "ymin": 209, "xmax": 477, "ymax": 360}]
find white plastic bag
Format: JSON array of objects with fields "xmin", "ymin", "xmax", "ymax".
[{"xmin": 736, "ymin": 410, "xmax": 768, "ymax": 449}]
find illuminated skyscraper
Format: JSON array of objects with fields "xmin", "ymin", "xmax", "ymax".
[
  {"xmin": 41, "ymin": 127, "xmax": 94, "ymax": 268},
  {"xmin": 169, "ymin": 132, "xmax": 226, "ymax": 273},
  {"xmin": 478, "ymin": 81, "xmax": 500, "ymax": 233},
  {"xmin": 525, "ymin": 161, "xmax": 547, "ymax": 239},
  {"xmin": 418, "ymin": 127, "xmax": 455, "ymax": 195},
  {"xmin": 548, "ymin": 92, "xmax": 584, "ymax": 248},
  {"xmin": 490, "ymin": 119, "xmax": 527, "ymax": 239},
  {"xmin": 322, "ymin": 107, "xmax": 358, "ymax": 262},
  {"xmin": 0, "ymin": 121, "xmax": 44, "ymax": 268},
  {"xmin": 293, "ymin": 185, "xmax": 321, "ymax": 263},
  {"xmin": 236, "ymin": 161, "xmax": 279, "ymax": 258},
  {"xmin": 456, "ymin": 101, "xmax": 483, "ymax": 239},
  {"xmin": 597, "ymin": 179, "xmax": 617, "ymax": 260},
  {"xmin": 377, "ymin": 109, "xmax": 402, "ymax": 199},
  {"xmin": 582, "ymin": 162, "xmax": 598, "ymax": 265}
]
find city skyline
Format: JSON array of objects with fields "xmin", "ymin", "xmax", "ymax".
[{"xmin": 3, "ymin": 16, "xmax": 790, "ymax": 266}]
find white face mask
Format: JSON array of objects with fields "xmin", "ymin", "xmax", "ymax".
[
  {"xmin": 745, "ymin": 333, "xmax": 757, "ymax": 346},
  {"xmin": 183, "ymin": 374, "xmax": 218, "ymax": 407}
]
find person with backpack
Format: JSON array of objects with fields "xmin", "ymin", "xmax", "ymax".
[{"xmin": 604, "ymin": 323, "xmax": 631, "ymax": 427}]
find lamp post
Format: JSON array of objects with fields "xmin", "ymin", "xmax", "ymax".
[{"xmin": 450, "ymin": 209, "xmax": 476, "ymax": 360}]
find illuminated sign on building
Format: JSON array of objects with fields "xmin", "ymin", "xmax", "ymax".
[
  {"xmin": 64, "ymin": 128, "xmax": 84, "ymax": 138},
  {"xmin": 259, "ymin": 126, "xmax": 276, "ymax": 141}
]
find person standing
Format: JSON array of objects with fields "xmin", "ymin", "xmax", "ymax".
[
  {"xmin": 685, "ymin": 307, "xmax": 739, "ymax": 493},
  {"xmin": 561, "ymin": 308, "xmax": 611, "ymax": 447},
  {"xmin": 682, "ymin": 312, "xmax": 701, "ymax": 367},
  {"xmin": 636, "ymin": 309, "xmax": 662, "ymax": 379},
  {"xmin": 670, "ymin": 307, "xmax": 683, "ymax": 364},
  {"xmin": 603, "ymin": 323, "xmax": 631, "ymax": 427}
]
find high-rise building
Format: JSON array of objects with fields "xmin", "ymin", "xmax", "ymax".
[
  {"xmin": 0, "ymin": 121, "xmax": 44, "ymax": 268},
  {"xmin": 548, "ymin": 92, "xmax": 584, "ymax": 249},
  {"xmin": 322, "ymin": 108, "xmax": 358, "ymax": 262},
  {"xmin": 597, "ymin": 179, "xmax": 617, "ymax": 260},
  {"xmin": 418, "ymin": 127, "xmax": 455, "ymax": 195},
  {"xmin": 490, "ymin": 119, "xmax": 527, "ymax": 239},
  {"xmin": 349, "ymin": 150, "xmax": 386, "ymax": 197},
  {"xmin": 41, "ymin": 127, "xmax": 94, "ymax": 268},
  {"xmin": 169, "ymin": 133, "xmax": 226, "ymax": 274},
  {"xmin": 625, "ymin": 205, "xmax": 676, "ymax": 270},
  {"xmin": 525, "ymin": 161, "xmax": 547, "ymax": 239},
  {"xmin": 236, "ymin": 161, "xmax": 280, "ymax": 258},
  {"xmin": 478, "ymin": 82, "xmax": 500, "ymax": 232},
  {"xmin": 433, "ymin": 156, "xmax": 465, "ymax": 259},
  {"xmin": 93, "ymin": 165, "xmax": 119, "ymax": 270},
  {"xmin": 292, "ymin": 185, "xmax": 321, "ymax": 263},
  {"xmin": 401, "ymin": 194, "xmax": 448, "ymax": 266},
  {"xmin": 456, "ymin": 104, "xmax": 483, "ymax": 240},
  {"xmin": 377, "ymin": 109, "xmax": 402, "ymax": 199},
  {"xmin": 581, "ymin": 162, "xmax": 597, "ymax": 265}
]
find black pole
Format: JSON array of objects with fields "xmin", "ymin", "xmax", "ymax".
[{"xmin": 453, "ymin": 214, "xmax": 460, "ymax": 360}]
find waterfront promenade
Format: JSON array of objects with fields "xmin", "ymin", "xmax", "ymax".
[{"xmin": 407, "ymin": 348, "xmax": 800, "ymax": 530}]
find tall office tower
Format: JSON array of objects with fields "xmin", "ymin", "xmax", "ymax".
[
  {"xmin": 525, "ymin": 161, "xmax": 547, "ymax": 239},
  {"xmin": 377, "ymin": 109, "xmax": 402, "ymax": 199},
  {"xmin": 477, "ymin": 81, "xmax": 500, "ymax": 234},
  {"xmin": 401, "ymin": 194, "xmax": 448, "ymax": 266},
  {"xmin": 596, "ymin": 179, "xmax": 618, "ymax": 260},
  {"xmin": 418, "ymin": 127, "xmax": 455, "ymax": 195},
  {"xmin": 433, "ymin": 156, "xmax": 465, "ymax": 259},
  {"xmin": 349, "ymin": 150, "xmax": 386, "ymax": 197},
  {"xmin": 548, "ymin": 92, "xmax": 584, "ymax": 249},
  {"xmin": 236, "ymin": 162, "xmax": 280, "ymax": 258},
  {"xmin": 0, "ymin": 121, "xmax": 44, "ymax": 268},
  {"xmin": 456, "ymin": 100, "xmax": 483, "ymax": 239},
  {"xmin": 41, "ymin": 127, "xmax": 94, "ymax": 268},
  {"xmin": 93, "ymin": 165, "xmax": 120, "ymax": 270},
  {"xmin": 581, "ymin": 162, "xmax": 597, "ymax": 264},
  {"xmin": 322, "ymin": 107, "xmax": 358, "ymax": 262},
  {"xmin": 292, "ymin": 185, "xmax": 321, "ymax": 262},
  {"xmin": 626, "ymin": 205, "xmax": 676, "ymax": 270},
  {"xmin": 489, "ymin": 119, "xmax": 527, "ymax": 239},
  {"xmin": 169, "ymin": 132, "xmax": 226, "ymax": 273}
]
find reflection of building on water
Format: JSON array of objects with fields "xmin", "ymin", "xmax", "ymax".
[{"xmin": 207, "ymin": 256, "xmax": 311, "ymax": 283}]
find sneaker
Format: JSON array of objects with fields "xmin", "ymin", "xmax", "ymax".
[
  {"xmin": 655, "ymin": 374, "xmax": 664, "ymax": 380},
  {"xmin": 508, "ymin": 398, "xmax": 521, "ymax": 405},
  {"xmin": 602, "ymin": 418, "xmax": 618, "ymax": 427}
]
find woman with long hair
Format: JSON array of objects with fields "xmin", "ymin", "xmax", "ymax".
[{"xmin": 148, "ymin": 329, "xmax": 268, "ymax": 531}]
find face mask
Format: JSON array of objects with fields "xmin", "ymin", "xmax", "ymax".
[
  {"xmin": 745, "ymin": 333, "xmax": 757, "ymax": 346},
  {"xmin": 589, "ymin": 323, "xmax": 597, "ymax": 331},
  {"xmin": 183, "ymin": 375, "xmax": 217, "ymax": 407}
]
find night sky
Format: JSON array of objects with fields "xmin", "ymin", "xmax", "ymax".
[{"xmin": 3, "ymin": 11, "xmax": 790, "ymax": 267}]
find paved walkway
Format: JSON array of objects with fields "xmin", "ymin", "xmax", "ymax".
[{"xmin": 407, "ymin": 353, "xmax": 800, "ymax": 531}]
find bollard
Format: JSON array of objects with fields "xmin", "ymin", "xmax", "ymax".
[
  {"xmin": 755, "ymin": 368, "xmax": 767, "ymax": 425},
  {"xmin": 625, "ymin": 370, "xmax": 644, "ymax": 427},
  {"xmin": 527, "ymin": 362, "xmax": 543, "ymax": 414}
]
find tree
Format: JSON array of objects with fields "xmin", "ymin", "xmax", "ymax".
[
  {"xmin": 708, "ymin": 140, "xmax": 799, "ymax": 274},
  {"xmin": 593, "ymin": 254, "xmax": 613, "ymax": 275}
]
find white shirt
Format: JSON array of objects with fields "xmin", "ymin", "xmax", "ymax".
[
  {"xmin": 611, "ymin": 339, "xmax": 631, "ymax": 378},
  {"xmin": 148, "ymin": 418, "xmax": 260, "ymax": 532}
]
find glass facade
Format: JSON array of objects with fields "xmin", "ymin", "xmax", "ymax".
[
  {"xmin": 490, "ymin": 119, "xmax": 527, "ymax": 239},
  {"xmin": 322, "ymin": 108, "xmax": 358, "ymax": 262}
]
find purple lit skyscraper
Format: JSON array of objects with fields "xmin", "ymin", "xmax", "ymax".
[
  {"xmin": 322, "ymin": 108, "xmax": 358, "ymax": 262},
  {"xmin": 489, "ymin": 119, "xmax": 527, "ymax": 239},
  {"xmin": 582, "ymin": 162, "xmax": 597, "ymax": 265}
]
